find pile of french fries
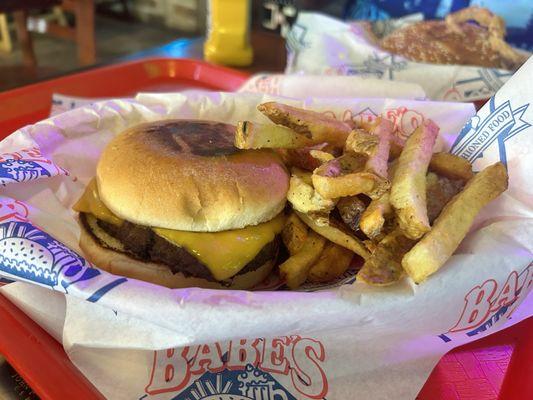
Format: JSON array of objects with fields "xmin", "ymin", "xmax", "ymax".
[{"xmin": 235, "ymin": 102, "xmax": 508, "ymax": 289}]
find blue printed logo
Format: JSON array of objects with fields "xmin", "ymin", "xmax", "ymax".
[
  {"xmin": 451, "ymin": 97, "xmax": 530, "ymax": 166},
  {"xmin": 333, "ymin": 53, "xmax": 408, "ymax": 80},
  {"xmin": 448, "ymin": 69, "xmax": 513, "ymax": 101},
  {"xmin": 0, "ymin": 160, "xmax": 51, "ymax": 186},
  {"xmin": 174, "ymin": 364, "xmax": 296, "ymax": 400},
  {"xmin": 0, "ymin": 147, "xmax": 68, "ymax": 186},
  {"xmin": 0, "ymin": 221, "xmax": 127, "ymax": 302}
]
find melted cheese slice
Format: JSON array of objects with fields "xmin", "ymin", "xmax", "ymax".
[
  {"xmin": 154, "ymin": 214, "xmax": 284, "ymax": 281},
  {"xmin": 73, "ymin": 179, "xmax": 123, "ymax": 225},
  {"xmin": 74, "ymin": 178, "xmax": 285, "ymax": 281}
]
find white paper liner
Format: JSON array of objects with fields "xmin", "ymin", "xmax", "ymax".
[{"xmin": 285, "ymin": 12, "xmax": 532, "ymax": 102}]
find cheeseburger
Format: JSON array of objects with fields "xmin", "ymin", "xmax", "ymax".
[{"xmin": 74, "ymin": 120, "xmax": 289, "ymax": 289}]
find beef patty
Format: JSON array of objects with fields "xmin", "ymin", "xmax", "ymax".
[{"xmin": 79, "ymin": 213, "xmax": 278, "ymax": 284}]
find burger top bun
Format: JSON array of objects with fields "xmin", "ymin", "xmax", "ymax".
[{"xmin": 97, "ymin": 120, "xmax": 289, "ymax": 232}]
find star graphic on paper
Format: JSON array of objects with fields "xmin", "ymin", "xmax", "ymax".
[
  {"xmin": 363, "ymin": 52, "xmax": 408, "ymax": 79},
  {"xmin": 338, "ymin": 52, "xmax": 407, "ymax": 79},
  {"xmin": 455, "ymin": 69, "xmax": 514, "ymax": 100}
]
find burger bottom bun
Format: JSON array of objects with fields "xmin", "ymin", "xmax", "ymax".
[{"xmin": 79, "ymin": 224, "xmax": 276, "ymax": 290}]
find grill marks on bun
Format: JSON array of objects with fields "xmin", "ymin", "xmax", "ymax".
[
  {"xmin": 96, "ymin": 120, "xmax": 289, "ymax": 232},
  {"xmin": 142, "ymin": 120, "xmax": 238, "ymax": 157}
]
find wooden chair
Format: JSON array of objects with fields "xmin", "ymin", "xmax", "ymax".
[{"xmin": 0, "ymin": 0, "xmax": 95, "ymax": 67}]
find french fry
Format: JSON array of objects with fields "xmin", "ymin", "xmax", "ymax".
[
  {"xmin": 345, "ymin": 118, "xmax": 393, "ymax": 178},
  {"xmin": 313, "ymin": 171, "xmax": 381, "ymax": 199},
  {"xmin": 359, "ymin": 193, "xmax": 392, "ymax": 239},
  {"xmin": 306, "ymin": 212, "xmax": 331, "ymax": 227},
  {"xmin": 389, "ymin": 141, "xmax": 404, "ymax": 160},
  {"xmin": 235, "ymin": 121, "xmax": 315, "ymax": 149},
  {"xmin": 312, "ymin": 154, "xmax": 390, "ymax": 199},
  {"xmin": 351, "ymin": 157, "xmax": 397, "ymax": 240},
  {"xmin": 282, "ymin": 213, "xmax": 309, "ymax": 255},
  {"xmin": 390, "ymin": 120, "xmax": 439, "ymax": 239},
  {"xmin": 357, "ymin": 230, "xmax": 416, "ymax": 286},
  {"xmin": 308, "ymin": 242, "xmax": 354, "ymax": 283},
  {"xmin": 354, "ymin": 117, "xmax": 404, "ymax": 159},
  {"xmin": 279, "ymin": 230, "xmax": 326, "ymax": 289},
  {"xmin": 309, "ymin": 149, "xmax": 335, "ymax": 163},
  {"xmin": 258, "ymin": 102, "xmax": 351, "ymax": 147},
  {"xmin": 278, "ymin": 144, "xmax": 328, "ymax": 171},
  {"xmin": 296, "ymin": 211, "xmax": 370, "ymax": 260},
  {"xmin": 336, "ymin": 196, "xmax": 366, "ymax": 232},
  {"xmin": 345, "ymin": 129, "xmax": 379, "ymax": 154},
  {"xmin": 363, "ymin": 239, "xmax": 378, "ymax": 253},
  {"xmin": 402, "ymin": 162, "xmax": 508, "ymax": 283},
  {"xmin": 292, "ymin": 167, "xmax": 313, "ymax": 184},
  {"xmin": 287, "ymin": 168, "xmax": 336, "ymax": 214},
  {"xmin": 429, "ymin": 152, "xmax": 474, "ymax": 182}
]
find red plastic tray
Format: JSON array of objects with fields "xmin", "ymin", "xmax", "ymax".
[
  {"xmin": 0, "ymin": 58, "xmax": 530, "ymax": 400},
  {"xmin": 0, "ymin": 58, "xmax": 249, "ymax": 137}
]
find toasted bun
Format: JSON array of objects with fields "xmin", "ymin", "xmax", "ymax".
[
  {"xmin": 380, "ymin": 7, "xmax": 527, "ymax": 70},
  {"xmin": 97, "ymin": 120, "xmax": 289, "ymax": 232},
  {"xmin": 79, "ymin": 223, "xmax": 275, "ymax": 290}
]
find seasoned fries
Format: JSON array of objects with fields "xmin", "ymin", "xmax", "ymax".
[
  {"xmin": 402, "ymin": 162, "xmax": 508, "ymax": 283},
  {"xmin": 345, "ymin": 129, "xmax": 379, "ymax": 154},
  {"xmin": 280, "ymin": 145, "xmax": 327, "ymax": 171},
  {"xmin": 279, "ymin": 230, "xmax": 326, "ymax": 289},
  {"xmin": 235, "ymin": 121, "xmax": 314, "ymax": 149},
  {"xmin": 287, "ymin": 168, "xmax": 336, "ymax": 214},
  {"xmin": 357, "ymin": 116, "xmax": 404, "ymax": 158},
  {"xmin": 258, "ymin": 102, "xmax": 351, "ymax": 147},
  {"xmin": 296, "ymin": 211, "xmax": 370, "ymax": 259},
  {"xmin": 336, "ymin": 196, "xmax": 366, "ymax": 233},
  {"xmin": 357, "ymin": 230, "xmax": 416, "ymax": 286},
  {"xmin": 390, "ymin": 120, "xmax": 439, "ymax": 239},
  {"xmin": 429, "ymin": 152, "xmax": 474, "ymax": 182},
  {"xmin": 231, "ymin": 102, "xmax": 509, "ymax": 289},
  {"xmin": 345, "ymin": 118, "xmax": 392, "ymax": 178},
  {"xmin": 359, "ymin": 193, "xmax": 392, "ymax": 239},
  {"xmin": 308, "ymin": 242, "xmax": 354, "ymax": 283},
  {"xmin": 282, "ymin": 213, "xmax": 309, "ymax": 255},
  {"xmin": 309, "ymin": 149, "xmax": 335, "ymax": 163},
  {"xmin": 312, "ymin": 154, "xmax": 389, "ymax": 199}
]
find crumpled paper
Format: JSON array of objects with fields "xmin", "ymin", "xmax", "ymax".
[
  {"xmin": 285, "ymin": 12, "xmax": 531, "ymax": 102},
  {"xmin": 0, "ymin": 59, "xmax": 532, "ymax": 399},
  {"xmin": 49, "ymin": 74, "xmax": 427, "ymax": 118}
]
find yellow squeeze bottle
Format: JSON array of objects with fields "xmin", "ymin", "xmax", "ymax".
[{"xmin": 204, "ymin": 0, "xmax": 253, "ymax": 67}]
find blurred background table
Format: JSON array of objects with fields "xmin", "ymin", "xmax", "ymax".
[
  {"xmin": 123, "ymin": 31, "xmax": 286, "ymax": 73},
  {"xmin": 0, "ymin": 0, "xmax": 95, "ymax": 68},
  {"xmin": 0, "ymin": 0, "xmax": 287, "ymax": 91}
]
